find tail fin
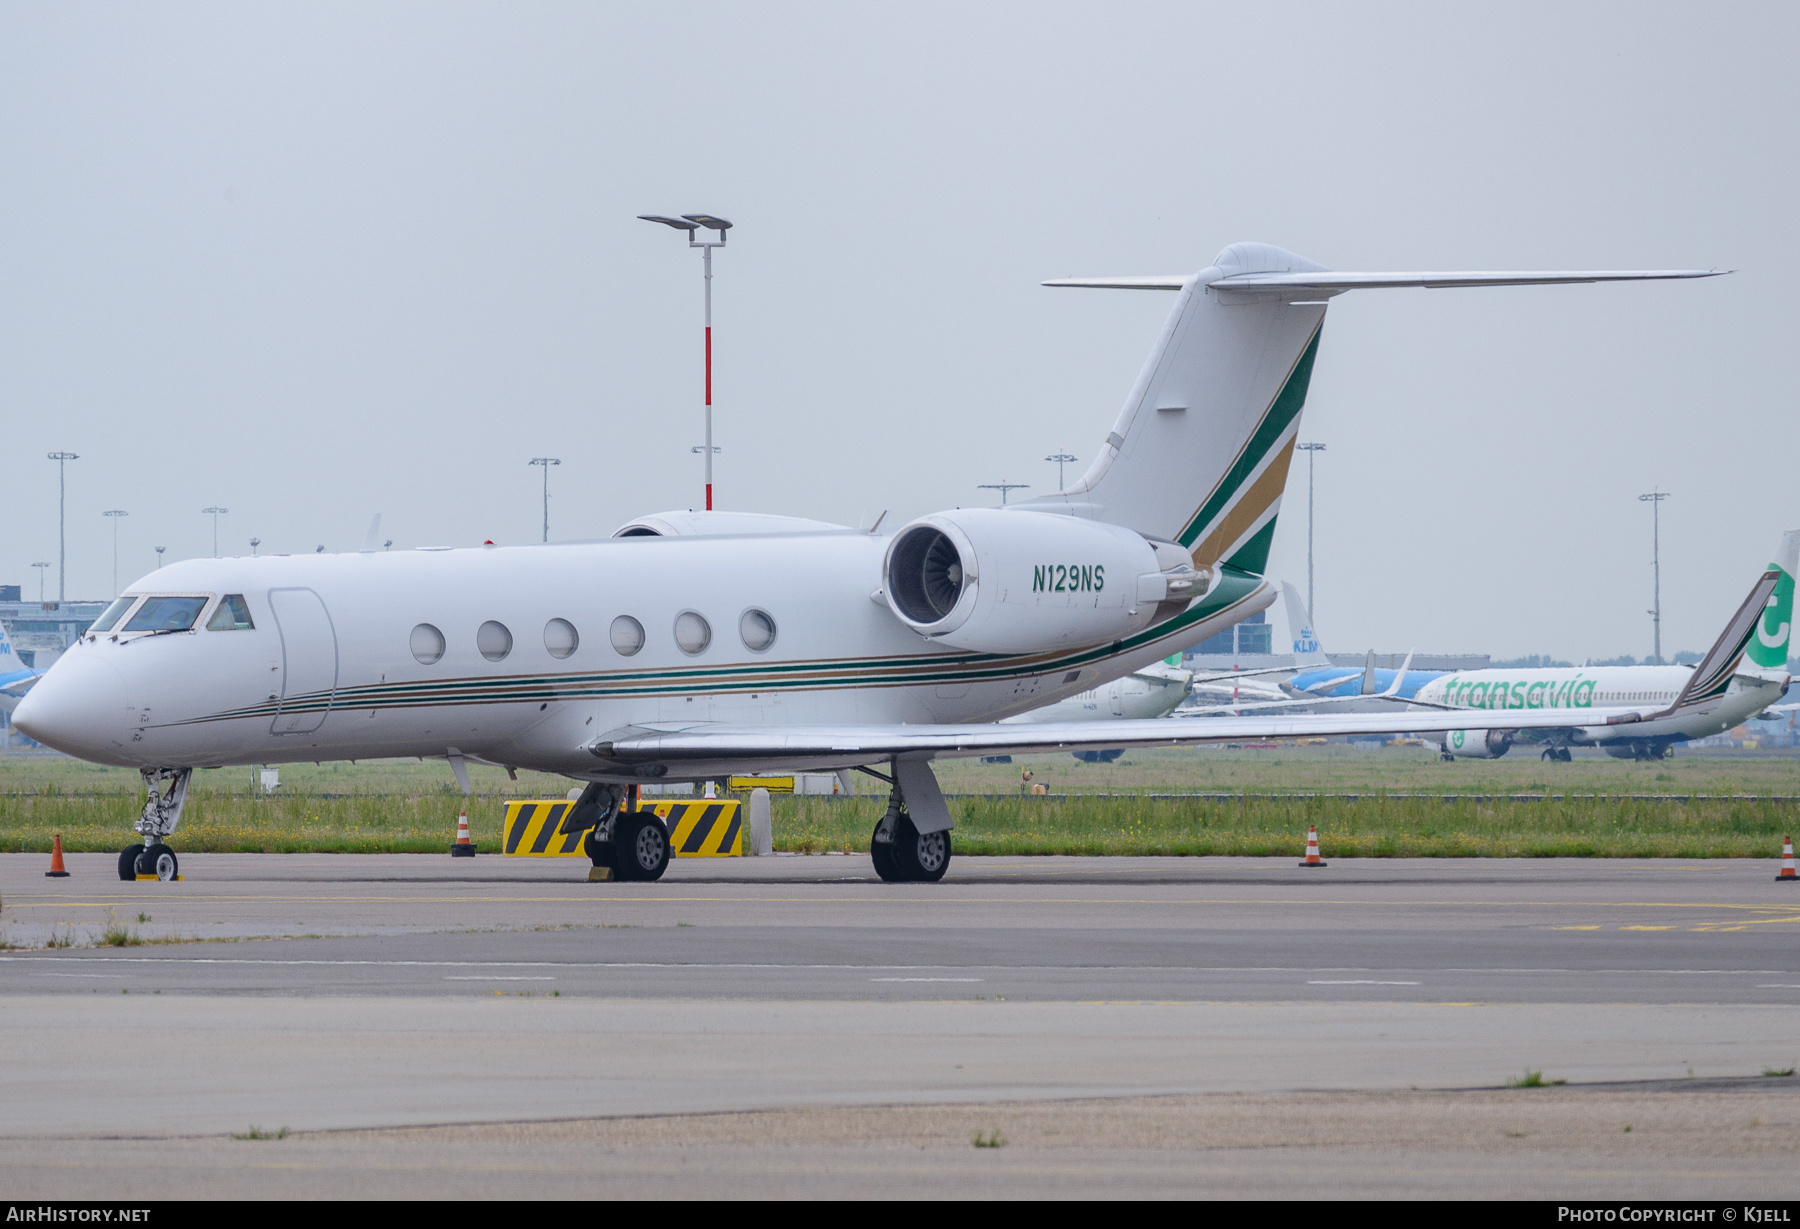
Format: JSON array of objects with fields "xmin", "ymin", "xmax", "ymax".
[
  {"xmin": 1281, "ymin": 581, "xmax": 1330, "ymax": 666},
  {"xmin": 0, "ymin": 623, "xmax": 24, "ymax": 673},
  {"xmin": 1744, "ymin": 530, "xmax": 1799, "ymax": 671},
  {"xmin": 1671, "ymin": 530, "xmax": 1798, "ymax": 710},
  {"xmin": 1024, "ymin": 243, "xmax": 1328, "ymax": 573},
  {"xmin": 1028, "ymin": 247, "xmax": 1721, "ymax": 575}
]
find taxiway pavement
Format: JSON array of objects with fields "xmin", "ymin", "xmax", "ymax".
[{"xmin": 4, "ymin": 851, "xmax": 1800, "ymax": 1195}]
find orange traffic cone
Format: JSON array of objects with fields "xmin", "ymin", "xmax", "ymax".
[
  {"xmin": 44, "ymin": 831, "xmax": 69, "ymax": 878},
  {"xmin": 1778, "ymin": 836, "xmax": 1797, "ymax": 882},
  {"xmin": 1298, "ymin": 825, "xmax": 1327, "ymax": 868},
  {"xmin": 450, "ymin": 810, "xmax": 477, "ymax": 858}
]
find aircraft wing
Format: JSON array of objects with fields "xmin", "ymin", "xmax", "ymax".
[
  {"xmin": 586, "ymin": 705, "xmax": 1662, "ymax": 768},
  {"xmin": 0, "ymin": 671, "xmax": 41, "ymax": 698},
  {"xmin": 1185, "ymin": 664, "xmax": 1303, "ymax": 684}
]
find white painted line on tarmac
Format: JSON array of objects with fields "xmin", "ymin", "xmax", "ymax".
[
  {"xmin": 870, "ymin": 977, "xmax": 984, "ymax": 983},
  {"xmin": 1308, "ymin": 980, "xmax": 1422, "ymax": 986},
  {"xmin": 33, "ymin": 972, "xmax": 126, "ymax": 979},
  {"xmin": 443, "ymin": 976, "xmax": 556, "ymax": 981}
]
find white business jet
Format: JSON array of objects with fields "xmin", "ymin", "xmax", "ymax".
[{"xmin": 14, "ymin": 243, "xmax": 1721, "ymax": 883}]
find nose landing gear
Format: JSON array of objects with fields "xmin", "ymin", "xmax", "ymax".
[{"xmin": 118, "ymin": 767, "xmax": 191, "ymax": 882}]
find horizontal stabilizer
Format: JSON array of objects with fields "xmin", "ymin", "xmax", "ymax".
[{"xmin": 1046, "ymin": 270, "xmax": 1726, "ymax": 295}]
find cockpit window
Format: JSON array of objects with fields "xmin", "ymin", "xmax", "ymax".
[
  {"xmin": 123, "ymin": 596, "xmax": 210, "ymax": 633},
  {"xmin": 88, "ymin": 597, "xmax": 138, "ymax": 634},
  {"xmin": 207, "ymin": 595, "xmax": 255, "ymax": 631}
]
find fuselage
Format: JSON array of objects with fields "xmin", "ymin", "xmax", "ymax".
[
  {"xmin": 17, "ymin": 532, "xmax": 1271, "ymax": 778},
  {"xmin": 1006, "ymin": 662, "xmax": 1193, "ymax": 723},
  {"xmin": 1413, "ymin": 665, "xmax": 1783, "ymax": 744}
]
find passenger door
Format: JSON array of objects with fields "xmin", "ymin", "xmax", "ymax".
[{"xmin": 269, "ymin": 588, "xmax": 338, "ymax": 735}]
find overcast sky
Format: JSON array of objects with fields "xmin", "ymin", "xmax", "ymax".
[{"xmin": 2, "ymin": 2, "xmax": 1793, "ymax": 661}]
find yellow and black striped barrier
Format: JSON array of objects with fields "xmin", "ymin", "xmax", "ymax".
[{"xmin": 502, "ymin": 799, "xmax": 742, "ymax": 858}]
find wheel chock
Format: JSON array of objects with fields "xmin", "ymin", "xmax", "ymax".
[
  {"xmin": 588, "ymin": 865, "xmax": 614, "ymax": 882},
  {"xmin": 134, "ymin": 874, "xmax": 182, "ymax": 882}
]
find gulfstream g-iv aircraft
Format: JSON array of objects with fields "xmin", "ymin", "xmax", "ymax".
[{"xmin": 13, "ymin": 243, "xmax": 1723, "ymax": 884}]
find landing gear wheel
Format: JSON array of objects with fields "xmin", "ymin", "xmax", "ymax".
[
  {"xmin": 582, "ymin": 825, "xmax": 611, "ymax": 866},
  {"xmin": 118, "ymin": 844, "xmax": 145, "ymax": 881},
  {"xmin": 1542, "ymin": 749, "xmax": 1555, "ymax": 761},
  {"xmin": 870, "ymin": 827, "xmax": 903, "ymax": 882},
  {"xmin": 893, "ymin": 814, "xmax": 951, "ymax": 883},
  {"xmin": 611, "ymin": 812, "xmax": 670, "ymax": 882},
  {"xmin": 138, "ymin": 843, "xmax": 178, "ymax": 882},
  {"xmin": 1559, "ymin": 748, "xmax": 1573, "ymax": 763}
]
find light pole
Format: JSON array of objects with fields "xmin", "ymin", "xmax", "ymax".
[
  {"xmin": 978, "ymin": 481, "xmax": 1029, "ymax": 506},
  {"xmin": 46, "ymin": 451, "xmax": 78, "ymax": 602},
  {"xmin": 1296, "ymin": 442, "xmax": 1327, "ymax": 620},
  {"xmin": 528, "ymin": 458, "xmax": 561, "ymax": 542},
  {"xmin": 154, "ymin": 546, "xmax": 165, "ymax": 569},
  {"xmin": 1640, "ymin": 488, "xmax": 1671, "ymax": 664},
  {"xmin": 202, "ymin": 507, "xmax": 228, "ymax": 557},
  {"xmin": 31, "ymin": 562, "xmax": 49, "ymax": 602},
  {"xmin": 103, "ymin": 510, "xmax": 127, "ymax": 596},
  {"xmin": 1045, "ymin": 450, "xmax": 1078, "ymax": 491},
  {"xmin": 639, "ymin": 213, "xmax": 732, "ymax": 510},
  {"xmin": 250, "ymin": 538, "xmax": 260, "ymax": 557}
]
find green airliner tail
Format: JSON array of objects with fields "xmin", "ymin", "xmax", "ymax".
[{"xmin": 1745, "ymin": 530, "xmax": 1800, "ymax": 670}]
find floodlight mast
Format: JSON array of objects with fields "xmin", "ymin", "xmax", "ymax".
[
  {"xmin": 102, "ymin": 510, "xmax": 127, "ymax": 597},
  {"xmin": 639, "ymin": 213, "xmax": 732, "ymax": 510},
  {"xmin": 202, "ymin": 507, "xmax": 228, "ymax": 558},
  {"xmin": 1045, "ymin": 450, "xmax": 1078, "ymax": 491},
  {"xmin": 1640, "ymin": 488, "xmax": 1671, "ymax": 665},
  {"xmin": 529, "ymin": 458, "xmax": 561, "ymax": 542},
  {"xmin": 978, "ymin": 481, "xmax": 1029, "ymax": 506},
  {"xmin": 46, "ymin": 452, "xmax": 77, "ymax": 603},
  {"xmin": 1296, "ymin": 443, "xmax": 1327, "ymax": 620},
  {"xmin": 31, "ymin": 561, "xmax": 49, "ymax": 603}
]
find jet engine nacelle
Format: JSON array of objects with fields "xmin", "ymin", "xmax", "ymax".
[
  {"xmin": 881, "ymin": 508, "xmax": 1208, "ymax": 654},
  {"xmin": 1441, "ymin": 728, "xmax": 1513, "ymax": 759}
]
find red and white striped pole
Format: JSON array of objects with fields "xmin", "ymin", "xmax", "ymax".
[{"xmin": 638, "ymin": 213, "xmax": 731, "ymax": 512}]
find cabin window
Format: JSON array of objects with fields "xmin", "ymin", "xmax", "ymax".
[
  {"xmin": 123, "ymin": 595, "xmax": 209, "ymax": 633},
  {"xmin": 207, "ymin": 595, "xmax": 255, "ymax": 631},
  {"xmin": 410, "ymin": 623, "xmax": 446, "ymax": 665},
  {"xmin": 674, "ymin": 611, "xmax": 712, "ymax": 655},
  {"xmin": 544, "ymin": 618, "xmax": 579, "ymax": 659},
  {"xmin": 610, "ymin": 615, "xmax": 645, "ymax": 657},
  {"xmin": 739, "ymin": 608, "xmax": 777, "ymax": 652},
  {"xmin": 89, "ymin": 597, "xmax": 137, "ymax": 634},
  {"xmin": 478, "ymin": 620, "xmax": 513, "ymax": 662}
]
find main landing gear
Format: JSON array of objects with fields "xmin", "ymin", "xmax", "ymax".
[
  {"xmin": 118, "ymin": 767, "xmax": 191, "ymax": 881},
  {"xmin": 870, "ymin": 792, "xmax": 952, "ymax": 884},
  {"xmin": 576, "ymin": 785, "xmax": 671, "ymax": 882},
  {"xmin": 1540, "ymin": 747, "xmax": 1573, "ymax": 763}
]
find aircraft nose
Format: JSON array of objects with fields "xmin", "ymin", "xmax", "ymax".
[{"xmin": 13, "ymin": 654, "xmax": 129, "ymax": 760}]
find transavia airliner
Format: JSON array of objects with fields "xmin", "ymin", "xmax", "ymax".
[
  {"xmin": 13, "ymin": 243, "xmax": 1724, "ymax": 884},
  {"xmin": 1412, "ymin": 533, "xmax": 1797, "ymax": 762}
]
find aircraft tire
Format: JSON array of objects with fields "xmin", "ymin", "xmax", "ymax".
[
  {"xmin": 612, "ymin": 811, "xmax": 670, "ymax": 882},
  {"xmin": 869, "ymin": 825, "xmax": 904, "ymax": 883},
  {"xmin": 118, "ymin": 844, "xmax": 145, "ymax": 882},
  {"xmin": 892, "ymin": 813, "xmax": 952, "ymax": 884},
  {"xmin": 141, "ymin": 844, "xmax": 178, "ymax": 882},
  {"xmin": 582, "ymin": 826, "xmax": 610, "ymax": 866}
]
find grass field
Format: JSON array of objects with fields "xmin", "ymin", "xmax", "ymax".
[{"xmin": 4, "ymin": 743, "xmax": 1798, "ymax": 859}]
